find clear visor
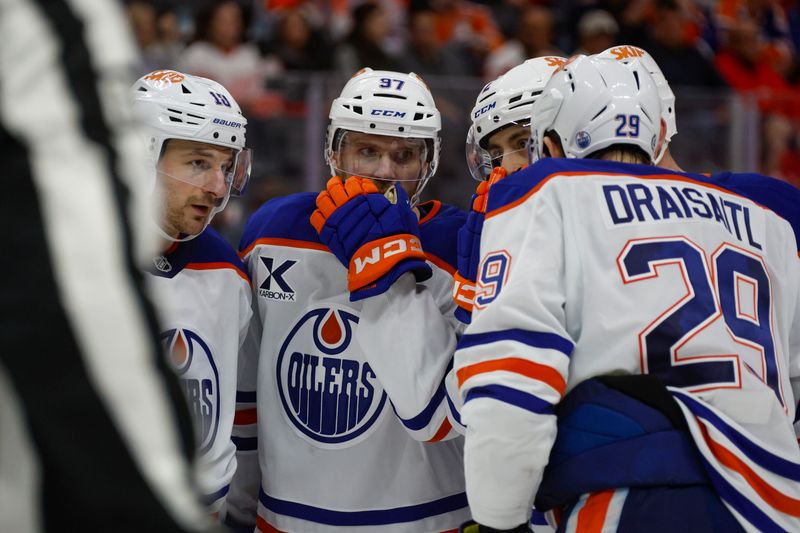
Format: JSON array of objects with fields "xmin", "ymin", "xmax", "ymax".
[
  {"xmin": 466, "ymin": 121, "xmax": 530, "ymax": 181},
  {"xmin": 157, "ymin": 146, "xmax": 252, "ymax": 198},
  {"xmin": 330, "ymin": 131, "xmax": 431, "ymax": 188}
]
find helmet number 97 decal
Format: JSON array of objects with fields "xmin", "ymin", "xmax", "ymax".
[
  {"xmin": 615, "ymin": 114, "xmax": 640, "ymax": 137},
  {"xmin": 378, "ymin": 78, "xmax": 405, "ymax": 90},
  {"xmin": 474, "ymin": 250, "xmax": 511, "ymax": 309},
  {"xmin": 209, "ymin": 91, "xmax": 232, "ymax": 107}
]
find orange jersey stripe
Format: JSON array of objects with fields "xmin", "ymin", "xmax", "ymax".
[
  {"xmin": 486, "ymin": 170, "xmax": 776, "ymax": 221},
  {"xmin": 700, "ymin": 424, "xmax": 800, "ymax": 516},
  {"xmin": 234, "ymin": 408, "xmax": 257, "ymax": 425},
  {"xmin": 576, "ymin": 490, "xmax": 615, "ymax": 533},
  {"xmin": 184, "ymin": 261, "xmax": 250, "ymax": 285},
  {"xmin": 457, "ymin": 357, "xmax": 566, "ymax": 396},
  {"xmin": 239, "ymin": 237, "xmax": 329, "ymax": 259},
  {"xmin": 419, "ymin": 200, "xmax": 442, "ymax": 225},
  {"xmin": 257, "ymin": 515, "xmax": 286, "ymax": 533},
  {"xmin": 428, "ymin": 417, "xmax": 453, "ymax": 442}
]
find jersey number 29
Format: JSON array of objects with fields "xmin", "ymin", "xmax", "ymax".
[{"xmin": 618, "ymin": 236, "xmax": 783, "ymax": 406}]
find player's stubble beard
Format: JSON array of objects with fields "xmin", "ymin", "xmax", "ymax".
[{"xmin": 162, "ymin": 190, "xmax": 222, "ymax": 238}]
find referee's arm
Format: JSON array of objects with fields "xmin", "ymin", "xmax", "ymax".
[{"xmin": 0, "ymin": 0, "xmax": 219, "ymax": 531}]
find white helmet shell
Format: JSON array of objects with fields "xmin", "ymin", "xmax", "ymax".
[
  {"xmin": 530, "ymin": 55, "xmax": 662, "ymax": 163},
  {"xmin": 469, "ymin": 56, "xmax": 566, "ymax": 148},
  {"xmin": 466, "ymin": 56, "xmax": 566, "ymax": 180},
  {"xmin": 326, "ymin": 68, "xmax": 441, "ymax": 203},
  {"xmin": 595, "ymin": 45, "xmax": 676, "ymax": 163},
  {"xmin": 131, "ymin": 70, "xmax": 248, "ymax": 162}
]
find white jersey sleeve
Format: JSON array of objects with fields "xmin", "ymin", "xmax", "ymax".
[{"xmin": 454, "ymin": 178, "xmax": 573, "ymax": 529}]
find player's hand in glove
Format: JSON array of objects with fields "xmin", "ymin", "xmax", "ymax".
[
  {"xmin": 459, "ymin": 520, "xmax": 530, "ymax": 533},
  {"xmin": 454, "ymin": 166, "xmax": 507, "ymax": 323},
  {"xmin": 310, "ymin": 176, "xmax": 431, "ymax": 301}
]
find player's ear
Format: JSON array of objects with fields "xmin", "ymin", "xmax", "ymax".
[
  {"xmin": 542, "ymin": 135, "xmax": 564, "ymax": 158},
  {"xmin": 654, "ymin": 118, "xmax": 667, "ymax": 160}
]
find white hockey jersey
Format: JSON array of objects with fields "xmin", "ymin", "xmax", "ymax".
[
  {"xmin": 455, "ymin": 158, "xmax": 800, "ymax": 530},
  {"xmin": 228, "ymin": 193, "xmax": 469, "ymax": 532},
  {"xmin": 146, "ymin": 227, "xmax": 253, "ymax": 514}
]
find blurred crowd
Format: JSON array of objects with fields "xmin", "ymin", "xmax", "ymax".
[{"xmin": 126, "ymin": 0, "xmax": 800, "ymax": 235}]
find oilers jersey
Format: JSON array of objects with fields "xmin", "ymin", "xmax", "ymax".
[
  {"xmin": 146, "ymin": 227, "xmax": 253, "ymax": 514},
  {"xmin": 228, "ymin": 192, "xmax": 469, "ymax": 532},
  {"xmin": 455, "ymin": 158, "xmax": 800, "ymax": 530}
]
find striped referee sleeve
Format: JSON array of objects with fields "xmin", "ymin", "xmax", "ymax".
[{"xmin": 0, "ymin": 0, "xmax": 218, "ymax": 531}]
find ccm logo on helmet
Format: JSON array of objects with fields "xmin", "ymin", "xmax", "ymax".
[
  {"xmin": 213, "ymin": 117, "xmax": 242, "ymax": 128},
  {"xmin": 370, "ymin": 109, "xmax": 406, "ymax": 118},
  {"xmin": 473, "ymin": 101, "xmax": 497, "ymax": 119},
  {"xmin": 353, "ymin": 236, "xmax": 422, "ymax": 274},
  {"xmin": 609, "ymin": 45, "xmax": 645, "ymax": 61}
]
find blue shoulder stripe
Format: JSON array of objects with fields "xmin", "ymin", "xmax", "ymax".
[
  {"xmin": 712, "ymin": 171, "xmax": 800, "ymax": 251},
  {"xmin": 239, "ymin": 192, "xmax": 321, "ymax": 253},
  {"xmin": 458, "ymin": 328, "xmax": 574, "ymax": 357},
  {"xmin": 465, "ymin": 384, "xmax": 554, "ymax": 415},
  {"xmin": 149, "ymin": 227, "xmax": 247, "ymax": 279}
]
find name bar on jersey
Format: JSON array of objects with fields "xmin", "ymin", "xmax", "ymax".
[{"xmin": 599, "ymin": 182, "xmax": 763, "ymax": 250}]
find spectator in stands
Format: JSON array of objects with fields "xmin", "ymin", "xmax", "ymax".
[
  {"xmin": 261, "ymin": 8, "xmax": 333, "ymax": 72},
  {"xmin": 716, "ymin": 15, "xmax": 800, "ymax": 184},
  {"xmin": 179, "ymin": 1, "xmax": 278, "ymax": 111},
  {"xmin": 484, "ymin": 5, "xmax": 564, "ymax": 80},
  {"xmin": 402, "ymin": 8, "xmax": 473, "ymax": 76},
  {"xmin": 127, "ymin": 0, "xmax": 162, "ymax": 73},
  {"xmin": 335, "ymin": 2, "xmax": 403, "ymax": 75},
  {"xmin": 642, "ymin": 0, "xmax": 728, "ymax": 88},
  {"xmin": 574, "ymin": 9, "xmax": 620, "ymax": 55}
]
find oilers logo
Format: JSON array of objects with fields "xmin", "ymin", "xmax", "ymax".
[
  {"xmin": 276, "ymin": 305, "xmax": 387, "ymax": 448},
  {"xmin": 161, "ymin": 328, "xmax": 220, "ymax": 453}
]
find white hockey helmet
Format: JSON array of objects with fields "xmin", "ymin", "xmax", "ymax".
[
  {"xmin": 131, "ymin": 69, "xmax": 252, "ymax": 240},
  {"xmin": 466, "ymin": 56, "xmax": 566, "ymax": 181},
  {"xmin": 595, "ymin": 45, "xmax": 676, "ymax": 164},
  {"xmin": 326, "ymin": 68, "xmax": 441, "ymax": 205},
  {"xmin": 529, "ymin": 55, "xmax": 662, "ymax": 163}
]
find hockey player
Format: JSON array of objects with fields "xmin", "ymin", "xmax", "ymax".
[
  {"xmin": 456, "ymin": 55, "xmax": 800, "ymax": 532},
  {"xmin": 455, "ymin": 57, "xmax": 566, "ymax": 325},
  {"xmin": 130, "ymin": 70, "xmax": 254, "ymax": 516},
  {"xmin": 230, "ymin": 69, "xmax": 469, "ymax": 532}
]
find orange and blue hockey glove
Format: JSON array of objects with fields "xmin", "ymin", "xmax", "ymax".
[
  {"xmin": 310, "ymin": 176, "xmax": 432, "ymax": 301},
  {"xmin": 454, "ymin": 167, "xmax": 506, "ymax": 324}
]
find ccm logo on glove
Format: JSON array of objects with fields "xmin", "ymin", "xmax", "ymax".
[{"xmin": 350, "ymin": 234, "xmax": 424, "ymax": 290}]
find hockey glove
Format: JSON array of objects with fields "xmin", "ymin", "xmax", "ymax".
[
  {"xmin": 310, "ymin": 176, "xmax": 432, "ymax": 301},
  {"xmin": 459, "ymin": 520, "xmax": 530, "ymax": 533},
  {"xmin": 454, "ymin": 167, "xmax": 507, "ymax": 323}
]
